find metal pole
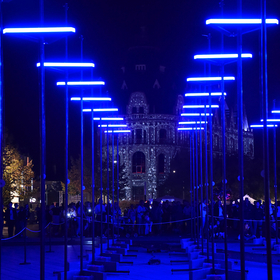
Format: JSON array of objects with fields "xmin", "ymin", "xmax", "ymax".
[
  {"xmin": 112, "ymin": 131, "xmax": 115, "ymax": 240},
  {"xmin": 106, "ymin": 124, "xmax": 110, "ymax": 247},
  {"xmin": 261, "ymin": 1, "xmax": 272, "ymax": 278},
  {"xmin": 199, "ymin": 110, "xmax": 203, "ymax": 253},
  {"xmin": 195, "ymin": 126, "xmax": 199, "ymax": 247},
  {"xmin": 20, "ymin": 227, "xmax": 31, "ymax": 265},
  {"xmin": 190, "ymin": 132, "xmax": 193, "ymax": 239},
  {"xmin": 237, "ymin": 1, "xmax": 245, "ymax": 278},
  {"xmin": 192, "ymin": 132, "xmax": 196, "ymax": 243},
  {"xmin": 80, "ymin": 35, "xmax": 84, "ymax": 274},
  {"xmin": 91, "ymin": 79, "xmax": 95, "ymax": 262},
  {"xmin": 204, "ymin": 63, "xmax": 209, "ymax": 262},
  {"xmin": 117, "ymin": 134, "xmax": 120, "ymax": 237},
  {"xmin": 100, "ymin": 119, "xmax": 103, "ymax": 254},
  {"xmin": 220, "ymin": 1, "xmax": 228, "ymax": 274},
  {"xmin": 207, "ymin": 33, "xmax": 215, "ymax": 270},
  {"xmin": 64, "ymin": 3, "xmax": 69, "ymax": 279},
  {"xmin": 274, "ymin": 122, "xmax": 278, "ymax": 244},
  {"xmin": 274, "ymin": 101, "xmax": 278, "ymax": 245},
  {"xmin": 39, "ymin": 0, "xmax": 46, "ymax": 278},
  {"xmin": 0, "ymin": 1, "xmax": 3, "ymax": 278}
]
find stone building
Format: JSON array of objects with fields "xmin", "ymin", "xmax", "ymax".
[{"xmin": 105, "ymin": 31, "xmax": 254, "ymax": 201}]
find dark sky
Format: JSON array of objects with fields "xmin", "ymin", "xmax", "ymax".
[{"xmin": 2, "ymin": 0, "xmax": 280, "ymax": 181}]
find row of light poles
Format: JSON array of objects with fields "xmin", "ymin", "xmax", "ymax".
[{"xmin": 178, "ymin": 3, "xmax": 278, "ymax": 279}]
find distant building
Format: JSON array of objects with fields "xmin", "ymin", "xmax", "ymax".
[{"xmin": 105, "ymin": 30, "xmax": 254, "ymax": 201}]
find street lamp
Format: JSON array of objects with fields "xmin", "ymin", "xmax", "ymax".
[{"xmin": 3, "ymin": 22, "xmax": 76, "ymax": 280}]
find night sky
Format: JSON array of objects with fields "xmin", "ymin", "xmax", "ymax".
[{"xmin": 2, "ymin": 0, "xmax": 280, "ymax": 181}]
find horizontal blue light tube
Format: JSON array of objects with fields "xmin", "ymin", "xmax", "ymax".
[
  {"xmin": 194, "ymin": 53, "xmax": 252, "ymax": 59},
  {"xmin": 58, "ymin": 81, "xmax": 105, "ymax": 86},
  {"xmin": 187, "ymin": 76, "xmax": 235, "ymax": 82},
  {"xmin": 37, "ymin": 62, "xmax": 95, "ymax": 67},
  {"xmin": 3, "ymin": 27, "xmax": 76, "ymax": 34},
  {"xmin": 71, "ymin": 97, "xmax": 111, "ymax": 101}
]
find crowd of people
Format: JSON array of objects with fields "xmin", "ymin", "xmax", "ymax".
[{"xmin": 1, "ymin": 197, "xmax": 280, "ymax": 240}]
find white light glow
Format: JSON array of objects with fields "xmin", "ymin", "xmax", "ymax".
[
  {"xmin": 70, "ymin": 97, "xmax": 111, "ymax": 101},
  {"xmin": 98, "ymin": 124, "xmax": 127, "ymax": 127},
  {"xmin": 104, "ymin": 130, "xmax": 131, "ymax": 133},
  {"xmin": 185, "ymin": 92, "xmax": 227, "ymax": 97},
  {"xmin": 260, "ymin": 119, "xmax": 280, "ymax": 122},
  {"xmin": 93, "ymin": 108, "xmax": 118, "ymax": 112},
  {"xmin": 181, "ymin": 113, "xmax": 213, "ymax": 117},
  {"xmin": 186, "ymin": 77, "xmax": 235, "ymax": 82},
  {"xmin": 178, "ymin": 127, "xmax": 205, "ymax": 131},
  {"xmin": 37, "ymin": 62, "xmax": 95, "ymax": 67},
  {"xmin": 3, "ymin": 27, "xmax": 76, "ymax": 34},
  {"xmin": 93, "ymin": 117, "xmax": 124, "ymax": 121},
  {"xmin": 179, "ymin": 121, "xmax": 207, "ymax": 124},
  {"xmin": 194, "ymin": 54, "xmax": 252, "ymax": 59},
  {"xmin": 250, "ymin": 124, "xmax": 278, "ymax": 128},
  {"xmin": 57, "ymin": 81, "xmax": 105, "ymax": 86},
  {"xmin": 206, "ymin": 19, "xmax": 279, "ymax": 25},
  {"xmin": 271, "ymin": 110, "xmax": 280, "ymax": 114},
  {"xmin": 183, "ymin": 105, "xmax": 219, "ymax": 109}
]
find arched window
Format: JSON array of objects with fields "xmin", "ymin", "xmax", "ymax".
[
  {"xmin": 158, "ymin": 154, "xmax": 165, "ymax": 173},
  {"xmin": 139, "ymin": 107, "xmax": 144, "ymax": 114},
  {"xmin": 159, "ymin": 129, "xmax": 167, "ymax": 144},
  {"xmin": 132, "ymin": 152, "xmax": 145, "ymax": 173},
  {"xmin": 132, "ymin": 107, "xmax": 137, "ymax": 114},
  {"xmin": 144, "ymin": 130, "xmax": 147, "ymax": 144},
  {"xmin": 136, "ymin": 129, "xmax": 142, "ymax": 144}
]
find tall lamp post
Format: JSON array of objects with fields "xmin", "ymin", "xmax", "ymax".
[
  {"xmin": 186, "ymin": 76, "xmax": 235, "ymax": 270},
  {"xmin": 250, "ymin": 122, "xmax": 279, "ymax": 246},
  {"xmin": 206, "ymin": 16, "xmax": 278, "ymax": 280},
  {"xmin": 3, "ymin": 25, "xmax": 75, "ymax": 280},
  {"xmin": 58, "ymin": 81, "xmax": 107, "ymax": 273},
  {"xmin": 38, "ymin": 61, "xmax": 95, "ymax": 279}
]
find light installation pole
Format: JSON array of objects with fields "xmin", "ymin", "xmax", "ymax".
[
  {"xmin": 272, "ymin": 109, "xmax": 280, "ymax": 244},
  {"xmin": 38, "ymin": 62, "xmax": 96, "ymax": 279},
  {"xmin": 58, "ymin": 82, "xmax": 108, "ymax": 273},
  {"xmin": 250, "ymin": 122, "xmax": 279, "ymax": 246},
  {"xmin": 185, "ymin": 91, "xmax": 228, "ymax": 261},
  {"xmin": 186, "ymin": 77, "xmax": 235, "ymax": 270},
  {"xmin": 206, "ymin": 16, "xmax": 278, "ymax": 280},
  {"xmin": 182, "ymin": 105, "xmax": 219, "ymax": 249},
  {"xmin": 178, "ymin": 125, "xmax": 205, "ymax": 242},
  {"xmin": 94, "ymin": 117, "xmax": 124, "ymax": 252},
  {"xmin": 3, "ymin": 25, "xmax": 76, "ymax": 280},
  {"xmin": 102, "ymin": 128, "xmax": 130, "ymax": 238},
  {"xmin": 193, "ymin": 54, "xmax": 251, "ymax": 278}
]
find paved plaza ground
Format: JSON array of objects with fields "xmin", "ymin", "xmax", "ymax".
[{"xmin": 1, "ymin": 235, "xmax": 280, "ymax": 280}]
